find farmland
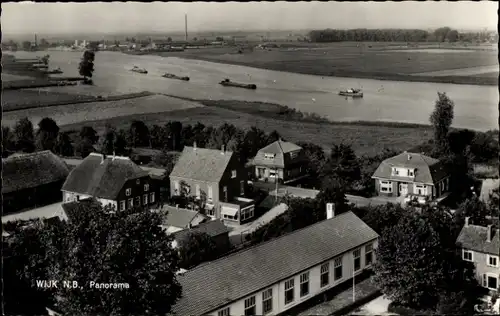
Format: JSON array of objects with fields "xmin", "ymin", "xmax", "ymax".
[
  {"xmin": 60, "ymin": 103, "xmax": 433, "ymax": 157},
  {"xmin": 156, "ymin": 41, "xmax": 498, "ymax": 85}
]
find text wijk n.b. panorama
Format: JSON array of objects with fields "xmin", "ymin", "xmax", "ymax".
[{"xmin": 36, "ymin": 280, "xmax": 130, "ymax": 289}]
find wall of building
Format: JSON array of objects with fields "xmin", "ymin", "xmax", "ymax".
[
  {"xmin": 170, "ymin": 177, "xmax": 220, "ymax": 218},
  {"xmin": 3, "ymin": 181, "xmax": 64, "ymax": 215},
  {"xmin": 208, "ymin": 239, "xmax": 377, "ymax": 316},
  {"xmin": 463, "ymin": 248, "xmax": 500, "ymax": 290}
]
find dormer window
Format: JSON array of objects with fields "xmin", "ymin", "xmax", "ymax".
[
  {"xmin": 290, "ymin": 151, "xmax": 298, "ymax": 159},
  {"xmin": 408, "ymin": 169, "xmax": 414, "ymax": 177},
  {"xmin": 264, "ymin": 153, "xmax": 275, "ymax": 159},
  {"xmin": 231, "ymin": 170, "xmax": 237, "ymax": 178},
  {"xmin": 393, "ymin": 168, "xmax": 399, "ymax": 176},
  {"xmin": 125, "ymin": 188, "xmax": 131, "ymax": 196},
  {"xmin": 144, "ymin": 184, "xmax": 149, "ymax": 192}
]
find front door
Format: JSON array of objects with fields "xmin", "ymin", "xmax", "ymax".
[{"xmin": 399, "ymin": 183, "xmax": 408, "ymax": 196}]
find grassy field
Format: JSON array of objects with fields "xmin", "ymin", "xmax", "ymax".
[
  {"xmin": 151, "ymin": 41, "xmax": 498, "ymax": 85},
  {"xmin": 60, "ymin": 104, "xmax": 433, "ymax": 157}
]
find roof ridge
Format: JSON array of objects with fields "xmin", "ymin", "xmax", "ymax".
[
  {"xmin": 184, "ymin": 211, "xmax": 356, "ymax": 274},
  {"xmin": 5, "ymin": 150, "xmax": 52, "ymax": 159}
]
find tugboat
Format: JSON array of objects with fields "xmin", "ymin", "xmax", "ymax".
[
  {"xmin": 162, "ymin": 73, "xmax": 190, "ymax": 81},
  {"xmin": 339, "ymin": 88, "xmax": 363, "ymax": 98},
  {"xmin": 130, "ymin": 66, "xmax": 148, "ymax": 74},
  {"xmin": 219, "ymin": 78, "xmax": 257, "ymax": 90}
]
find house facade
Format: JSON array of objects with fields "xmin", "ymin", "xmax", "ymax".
[
  {"xmin": 371, "ymin": 152, "xmax": 450, "ymax": 203},
  {"xmin": 457, "ymin": 217, "xmax": 499, "ymax": 292},
  {"xmin": 61, "ymin": 153, "xmax": 159, "ymax": 211},
  {"xmin": 2, "ymin": 151, "xmax": 70, "ymax": 215},
  {"xmin": 170, "ymin": 145, "xmax": 254, "ymax": 225},
  {"xmin": 171, "ymin": 211, "xmax": 379, "ymax": 316},
  {"xmin": 252, "ymin": 140, "xmax": 307, "ymax": 184}
]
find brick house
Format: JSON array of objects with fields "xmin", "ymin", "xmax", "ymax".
[
  {"xmin": 456, "ymin": 217, "xmax": 499, "ymax": 292},
  {"xmin": 61, "ymin": 153, "xmax": 159, "ymax": 211},
  {"xmin": 252, "ymin": 140, "xmax": 307, "ymax": 184},
  {"xmin": 169, "ymin": 145, "xmax": 255, "ymax": 225},
  {"xmin": 171, "ymin": 211, "xmax": 378, "ymax": 316},
  {"xmin": 2, "ymin": 151, "xmax": 70, "ymax": 215},
  {"xmin": 371, "ymin": 152, "xmax": 450, "ymax": 204}
]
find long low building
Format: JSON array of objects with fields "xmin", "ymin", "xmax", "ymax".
[{"xmin": 171, "ymin": 211, "xmax": 379, "ymax": 316}]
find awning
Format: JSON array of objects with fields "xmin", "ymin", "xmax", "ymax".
[{"xmin": 221, "ymin": 206, "xmax": 238, "ymax": 217}]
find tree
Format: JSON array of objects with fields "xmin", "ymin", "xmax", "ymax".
[
  {"xmin": 35, "ymin": 117, "xmax": 60, "ymax": 152},
  {"xmin": 316, "ymin": 180, "xmax": 350, "ymax": 216},
  {"xmin": 8, "ymin": 202, "xmax": 182, "ymax": 315},
  {"xmin": 162, "ymin": 121, "xmax": 183, "ymax": 151},
  {"xmin": 488, "ymin": 186, "xmax": 499, "ymax": 217},
  {"xmin": 178, "ymin": 232, "xmax": 218, "ymax": 269},
  {"xmin": 21, "ymin": 40, "xmax": 32, "ymax": 50},
  {"xmin": 80, "ymin": 126, "xmax": 99, "ymax": 144},
  {"xmin": 266, "ymin": 130, "xmax": 281, "ymax": 144},
  {"xmin": 434, "ymin": 27, "xmax": 452, "ymax": 42},
  {"xmin": 429, "ymin": 92, "xmax": 454, "ymax": 154},
  {"xmin": 456, "ymin": 196, "xmax": 491, "ymax": 226},
  {"xmin": 127, "ymin": 120, "xmax": 150, "ymax": 148},
  {"xmin": 296, "ymin": 142, "xmax": 326, "ymax": 181},
  {"xmin": 14, "ymin": 117, "xmax": 35, "ymax": 153},
  {"xmin": 355, "ymin": 203, "xmax": 405, "ymax": 234},
  {"xmin": 79, "ymin": 50, "xmax": 95, "ymax": 80},
  {"xmin": 167, "ymin": 37, "xmax": 172, "ymax": 42},
  {"xmin": 243, "ymin": 126, "xmax": 268, "ymax": 160},
  {"xmin": 320, "ymin": 143, "xmax": 361, "ymax": 189},
  {"xmin": 373, "ymin": 211, "xmax": 478, "ymax": 312},
  {"xmin": 98, "ymin": 124, "xmax": 128, "ymax": 156},
  {"xmin": 446, "ymin": 30, "xmax": 460, "ymax": 42},
  {"xmin": 55, "ymin": 132, "xmax": 75, "ymax": 157},
  {"xmin": 2, "ymin": 126, "xmax": 15, "ymax": 157}
]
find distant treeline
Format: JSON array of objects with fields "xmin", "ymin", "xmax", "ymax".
[{"xmin": 308, "ymin": 27, "xmax": 498, "ymax": 43}]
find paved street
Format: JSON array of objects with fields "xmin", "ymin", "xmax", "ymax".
[{"xmin": 349, "ymin": 296, "xmax": 396, "ymax": 315}]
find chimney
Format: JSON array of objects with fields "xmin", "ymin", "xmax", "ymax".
[
  {"xmin": 193, "ymin": 141, "xmax": 197, "ymax": 150},
  {"xmin": 326, "ymin": 203, "xmax": 335, "ymax": 219},
  {"xmin": 101, "ymin": 153, "xmax": 106, "ymax": 164},
  {"xmin": 407, "ymin": 154, "xmax": 411, "ymax": 161},
  {"xmin": 465, "ymin": 216, "xmax": 469, "ymax": 227},
  {"xmin": 221, "ymin": 145, "xmax": 225, "ymax": 154},
  {"xmin": 188, "ymin": 222, "xmax": 192, "ymax": 229},
  {"xmin": 176, "ymin": 204, "xmax": 179, "ymax": 209},
  {"xmin": 112, "ymin": 151, "xmax": 116, "ymax": 160},
  {"xmin": 487, "ymin": 225, "xmax": 493, "ymax": 242}
]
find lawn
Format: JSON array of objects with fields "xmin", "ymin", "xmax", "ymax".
[
  {"xmin": 158, "ymin": 42, "xmax": 498, "ymax": 85},
  {"xmin": 60, "ymin": 104, "xmax": 433, "ymax": 157},
  {"xmin": 2, "ymin": 90, "xmax": 99, "ymax": 111}
]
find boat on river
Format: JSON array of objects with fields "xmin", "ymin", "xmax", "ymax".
[
  {"xmin": 162, "ymin": 73, "xmax": 190, "ymax": 81},
  {"xmin": 339, "ymin": 88, "xmax": 363, "ymax": 98},
  {"xmin": 219, "ymin": 78, "xmax": 257, "ymax": 90},
  {"xmin": 130, "ymin": 66, "xmax": 148, "ymax": 74}
]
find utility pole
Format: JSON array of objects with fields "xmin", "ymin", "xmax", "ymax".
[
  {"xmin": 185, "ymin": 14, "xmax": 188, "ymax": 42},
  {"xmin": 275, "ymin": 168, "xmax": 279, "ymax": 205}
]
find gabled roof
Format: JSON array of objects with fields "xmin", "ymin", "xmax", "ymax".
[
  {"xmin": 252, "ymin": 140, "xmax": 302, "ymax": 168},
  {"xmin": 2, "ymin": 151, "xmax": 70, "ymax": 194},
  {"xmin": 172, "ymin": 211, "xmax": 378, "ymax": 316},
  {"xmin": 172, "ymin": 219, "xmax": 230, "ymax": 244},
  {"xmin": 162, "ymin": 206, "xmax": 207, "ymax": 229},
  {"xmin": 170, "ymin": 147, "xmax": 234, "ymax": 182},
  {"xmin": 456, "ymin": 224, "xmax": 499, "ymax": 255},
  {"xmin": 371, "ymin": 152, "xmax": 448, "ymax": 184},
  {"xmin": 61, "ymin": 153, "xmax": 148, "ymax": 200}
]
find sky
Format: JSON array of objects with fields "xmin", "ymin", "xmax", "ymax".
[{"xmin": 2, "ymin": 1, "xmax": 498, "ymax": 36}]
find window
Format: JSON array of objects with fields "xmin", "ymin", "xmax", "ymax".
[
  {"xmin": 135, "ymin": 196, "xmax": 141, "ymax": 206},
  {"xmin": 284, "ymin": 278, "xmax": 294, "ymax": 304},
  {"xmin": 207, "ymin": 185, "xmax": 213, "ymax": 201},
  {"xmin": 320, "ymin": 263, "xmax": 329, "ymax": 287},
  {"xmin": 462, "ymin": 249, "xmax": 473, "ymax": 262},
  {"xmin": 300, "ymin": 272, "xmax": 309, "ymax": 297},
  {"xmin": 240, "ymin": 180, "xmax": 245, "ymax": 196},
  {"xmin": 206, "ymin": 207, "xmax": 215, "ymax": 217},
  {"xmin": 143, "ymin": 194, "xmax": 148, "ymax": 205},
  {"xmin": 414, "ymin": 184, "xmax": 426, "ymax": 195},
  {"xmin": 408, "ymin": 169, "xmax": 414, "ymax": 177},
  {"xmin": 144, "ymin": 184, "xmax": 149, "ymax": 192},
  {"xmin": 354, "ymin": 249, "xmax": 361, "ymax": 271},
  {"xmin": 483, "ymin": 274, "xmax": 499, "ymax": 290},
  {"xmin": 136, "ymin": 179, "xmax": 140, "ymax": 185},
  {"xmin": 128, "ymin": 198, "xmax": 133, "ymax": 208},
  {"xmin": 231, "ymin": 170, "xmax": 237, "ymax": 178},
  {"xmin": 244, "ymin": 296, "xmax": 256, "ymax": 316},
  {"xmin": 195, "ymin": 184, "xmax": 200, "ymax": 198},
  {"xmin": 223, "ymin": 186, "xmax": 228, "ymax": 202},
  {"xmin": 487, "ymin": 255, "xmax": 498, "ymax": 267},
  {"xmin": 290, "ymin": 151, "xmax": 298, "ymax": 159},
  {"xmin": 365, "ymin": 244, "xmax": 373, "ymax": 266},
  {"xmin": 334, "ymin": 257, "xmax": 343, "ymax": 281},
  {"xmin": 125, "ymin": 188, "xmax": 131, "ymax": 196},
  {"xmin": 380, "ymin": 181, "xmax": 392, "ymax": 193},
  {"xmin": 392, "ymin": 168, "xmax": 400, "ymax": 176},
  {"xmin": 264, "ymin": 153, "xmax": 275, "ymax": 159},
  {"xmin": 262, "ymin": 288, "xmax": 273, "ymax": 314},
  {"xmin": 119, "ymin": 200, "xmax": 126, "ymax": 211},
  {"xmin": 217, "ymin": 307, "xmax": 230, "ymax": 316},
  {"xmin": 241, "ymin": 207, "xmax": 254, "ymax": 221},
  {"xmin": 149, "ymin": 192, "xmax": 155, "ymax": 203}
]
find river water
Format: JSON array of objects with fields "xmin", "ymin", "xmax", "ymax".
[{"xmin": 7, "ymin": 51, "xmax": 499, "ymax": 131}]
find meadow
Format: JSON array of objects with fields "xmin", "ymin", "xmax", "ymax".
[{"xmin": 160, "ymin": 41, "xmax": 498, "ymax": 85}]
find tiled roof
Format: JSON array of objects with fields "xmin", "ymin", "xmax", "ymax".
[
  {"xmin": 61, "ymin": 153, "xmax": 148, "ymax": 200},
  {"xmin": 63, "ymin": 158, "xmax": 168, "ymax": 179},
  {"xmin": 162, "ymin": 206, "xmax": 205, "ymax": 229},
  {"xmin": 172, "ymin": 219, "xmax": 230, "ymax": 243},
  {"xmin": 371, "ymin": 152, "xmax": 448, "ymax": 184},
  {"xmin": 2, "ymin": 151, "xmax": 70, "ymax": 194},
  {"xmin": 170, "ymin": 147, "xmax": 233, "ymax": 182},
  {"xmin": 171, "ymin": 211, "xmax": 379, "ymax": 316},
  {"xmin": 252, "ymin": 140, "xmax": 302, "ymax": 168},
  {"xmin": 456, "ymin": 224, "xmax": 499, "ymax": 255},
  {"xmin": 2, "ymin": 202, "xmax": 65, "ymax": 224}
]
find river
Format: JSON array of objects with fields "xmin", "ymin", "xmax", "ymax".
[{"xmin": 7, "ymin": 51, "xmax": 499, "ymax": 131}]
